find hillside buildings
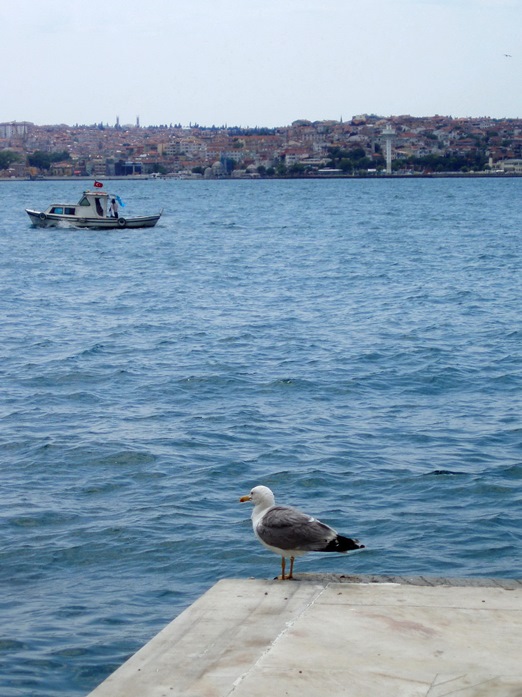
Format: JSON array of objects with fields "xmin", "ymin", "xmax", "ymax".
[{"xmin": 2, "ymin": 114, "xmax": 522, "ymax": 178}]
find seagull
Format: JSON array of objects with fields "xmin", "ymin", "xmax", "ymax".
[
  {"xmin": 240, "ymin": 485, "xmax": 364, "ymax": 580},
  {"xmin": 504, "ymin": 54, "xmax": 512, "ymax": 58}
]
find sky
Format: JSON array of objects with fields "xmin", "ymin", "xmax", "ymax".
[{"xmin": 1, "ymin": 0, "xmax": 521, "ymax": 127}]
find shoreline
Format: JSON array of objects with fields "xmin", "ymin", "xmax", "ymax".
[{"xmin": 1, "ymin": 172, "xmax": 522, "ymax": 182}]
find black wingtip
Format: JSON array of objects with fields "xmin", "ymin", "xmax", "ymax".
[{"xmin": 324, "ymin": 535, "xmax": 364, "ymax": 553}]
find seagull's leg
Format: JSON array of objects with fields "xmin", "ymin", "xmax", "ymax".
[
  {"xmin": 280, "ymin": 556, "xmax": 286, "ymax": 580},
  {"xmin": 288, "ymin": 556, "xmax": 295, "ymax": 579}
]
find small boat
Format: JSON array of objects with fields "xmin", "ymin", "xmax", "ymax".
[{"xmin": 26, "ymin": 188, "xmax": 162, "ymax": 229}]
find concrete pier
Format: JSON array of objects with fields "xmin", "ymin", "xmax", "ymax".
[{"xmin": 87, "ymin": 575, "xmax": 522, "ymax": 697}]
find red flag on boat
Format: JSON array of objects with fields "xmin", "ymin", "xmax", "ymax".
[{"xmin": 93, "ymin": 180, "xmax": 103, "ymax": 188}]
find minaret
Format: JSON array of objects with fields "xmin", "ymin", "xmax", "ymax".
[
  {"xmin": 136, "ymin": 115, "xmax": 140, "ymax": 128},
  {"xmin": 382, "ymin": 124, "xmax": 395, "ymax": 175}
]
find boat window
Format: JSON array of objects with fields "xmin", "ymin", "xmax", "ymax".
[
  {"xmin": 50, "ymin": 207, "xmax": 64, "ymax": 214},
  {"xmin": 64, "ymin": 207, "xmax": 76, "ymax": 215},
  {"xmin": 79, "ymin": 196, "xmax": 90, "ymax": 206},
  {"xmin": 95, "ymin": 198, "xmax": 104, "ymax": 216}
]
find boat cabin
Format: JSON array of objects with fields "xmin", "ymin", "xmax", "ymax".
[
  {"xmin": 80, "ymin": 191, "xmax": 108, "ymax": 217},
  {"xmin": 46, "ymin": 191, "xmax": 109, "ymax": 218}
]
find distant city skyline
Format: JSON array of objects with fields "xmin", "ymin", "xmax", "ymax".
[
  {"xmin": 4, "ymin": 114, "xmax": 522, "ymax": 180},
  {"xmin": 1, "ymin": 0, "xmax": 520, "ymax": 128}
]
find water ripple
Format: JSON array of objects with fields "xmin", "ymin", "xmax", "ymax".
[{"xmin": 1, "ymin": 178, "xmax": 522, "ymax": 696}]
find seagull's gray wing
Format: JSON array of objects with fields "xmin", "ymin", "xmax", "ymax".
[{"xmin": 256, "ymin": 505, "xmax": 337, "ymax": 551}]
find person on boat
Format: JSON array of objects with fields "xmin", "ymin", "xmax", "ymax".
[{"xmin": 109, "ymin": 198, "xmax": 119, "ymax": 218}]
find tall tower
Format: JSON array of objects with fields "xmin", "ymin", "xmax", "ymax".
[
  {"xmin": 136, "ymin": 115, "xmax": 140, "ymax": 128},
  {"xmin": 382, "ymin": 125, "xmax": 395, "ymax": 175}
]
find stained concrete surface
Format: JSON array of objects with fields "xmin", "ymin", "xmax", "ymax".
[{"xmin": 86, "ymin": 575, "xmax": 522, "ymax": 697}]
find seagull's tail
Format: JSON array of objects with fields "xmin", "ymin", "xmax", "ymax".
[{"xmin": 324, "ymin": 535, "xmax": 365, "ymax": 553}]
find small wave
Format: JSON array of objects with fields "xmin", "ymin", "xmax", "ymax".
[
  {"xmin": 498, "ymin": 463, "xmax": 522, "ymax": 479},
  {"xmin": 0, "ymin": 639, "xmax": 27, "ymax": 652},
  {"xmin": 424, "ymin": 469, "xmax": 468, "ymax": 476},
  {"xmin": 263, "ymin": 377, "xmax": 318, "ymax": 390}
]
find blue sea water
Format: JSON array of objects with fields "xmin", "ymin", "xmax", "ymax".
[{"xmin": 0, "ymin": 177, "xmax": 521, "ymax": 696}]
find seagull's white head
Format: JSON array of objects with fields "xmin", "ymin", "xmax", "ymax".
[{"xmin": 239, "ymin": 485, "xmax": 275, "ymax": 509}]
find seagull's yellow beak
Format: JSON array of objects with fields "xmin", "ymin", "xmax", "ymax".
[{"xmin": 239, "ymin": 494, "xmax": 252, "ymax": 503}]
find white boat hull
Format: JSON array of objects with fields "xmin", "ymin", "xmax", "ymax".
[{"xmin": 26, "ymin": 209, "xmax": 162, "ymax": 229}]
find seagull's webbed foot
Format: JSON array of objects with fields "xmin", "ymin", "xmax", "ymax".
[{"xmin": 275, "ymin": 556, "xmax": 296, "ymax": 580}]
